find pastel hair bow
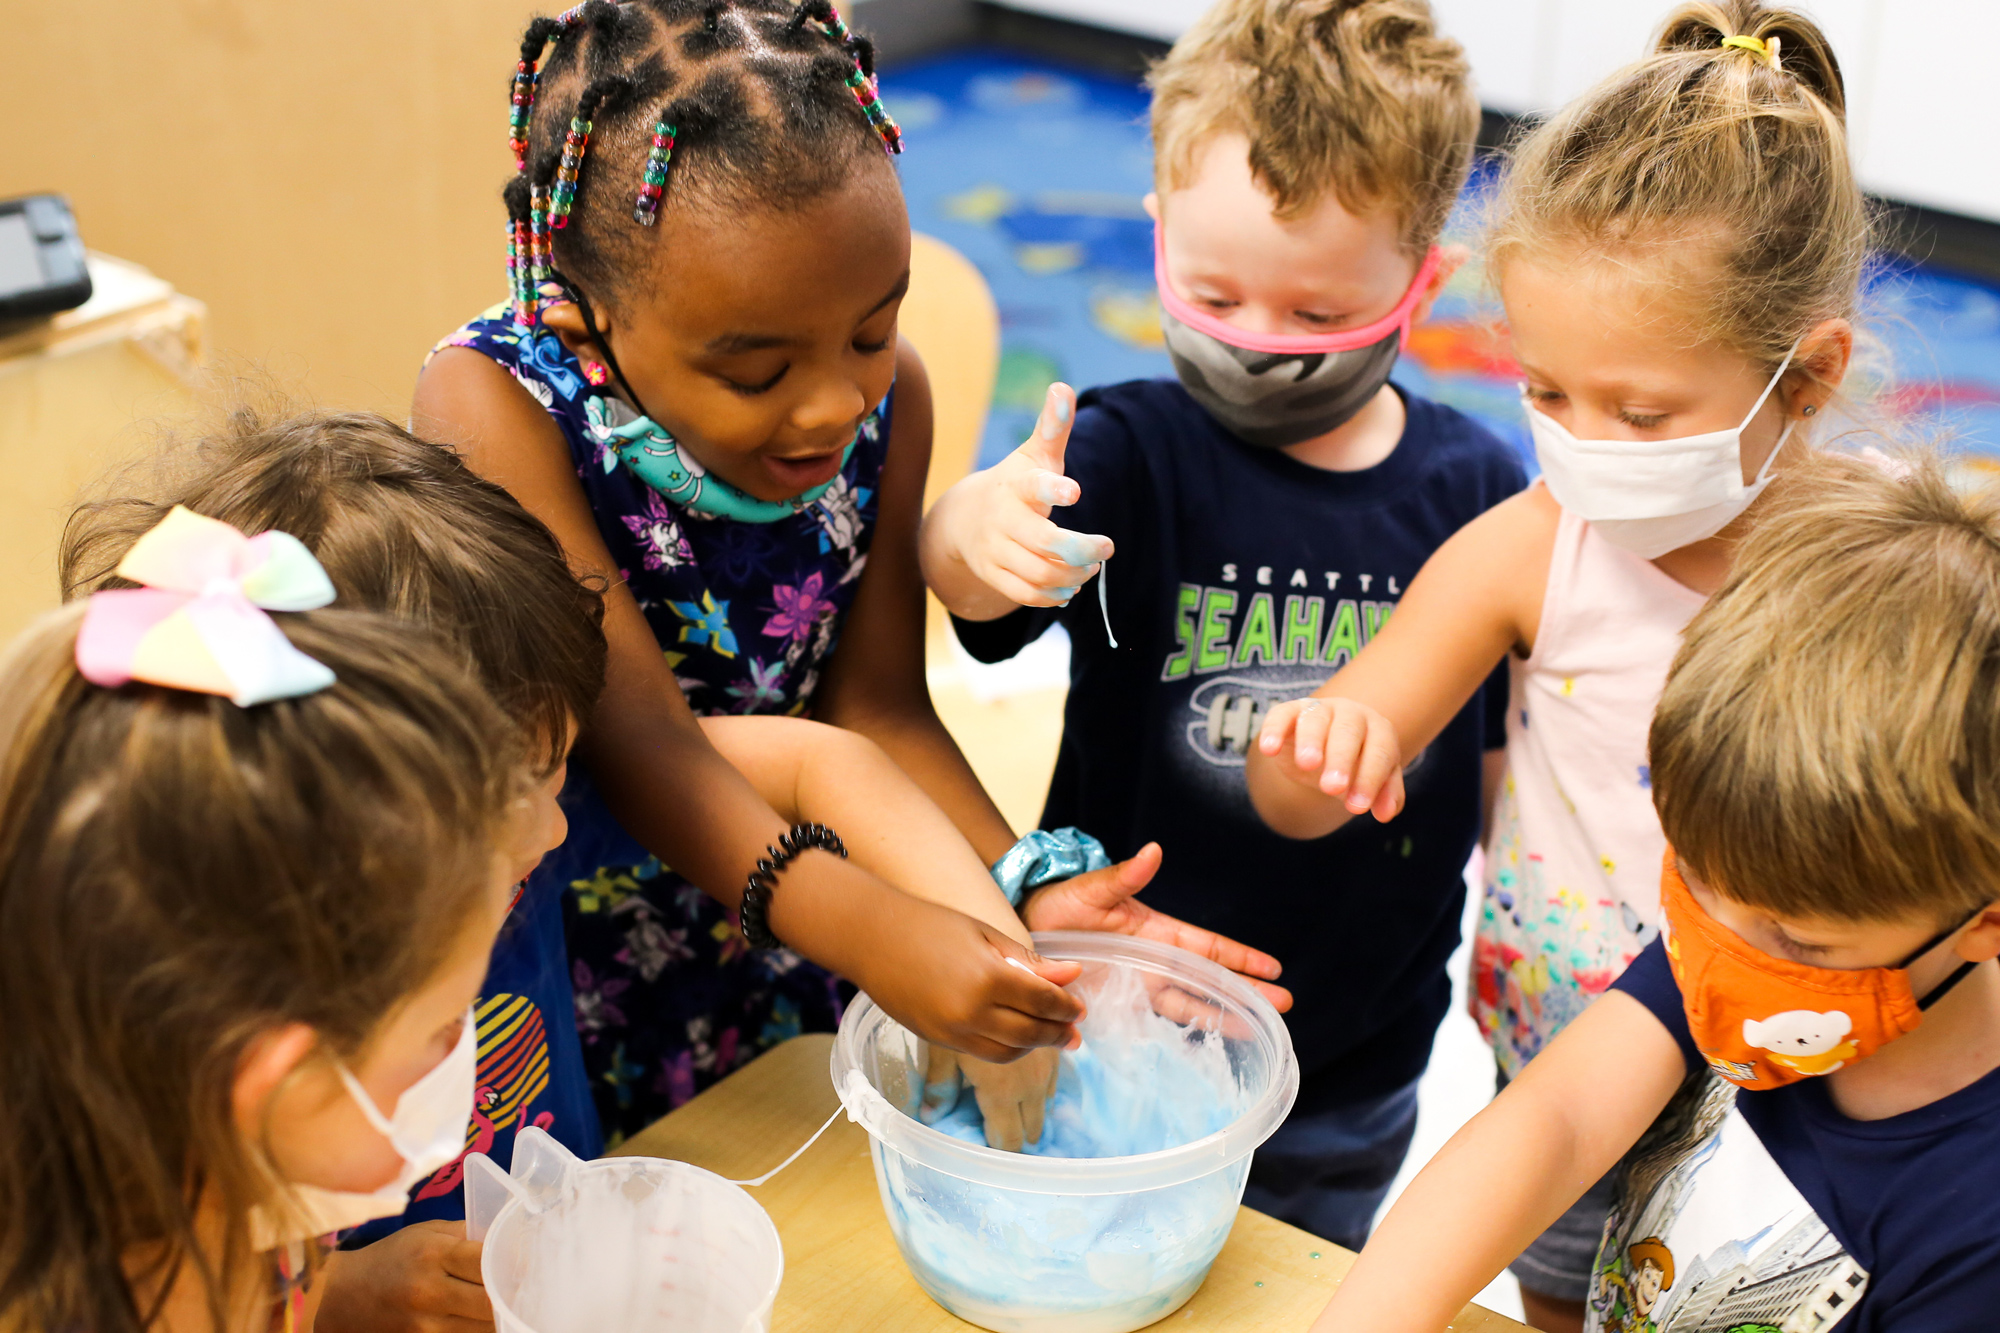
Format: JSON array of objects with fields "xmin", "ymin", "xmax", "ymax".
[{"xmin": 75, "ymin": 506, "xmax": 338, "ymax": 706}]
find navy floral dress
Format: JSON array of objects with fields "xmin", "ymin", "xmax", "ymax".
[{"xmin": 440, "ymin": 304, "xmax": 891, "ymax": 1145}]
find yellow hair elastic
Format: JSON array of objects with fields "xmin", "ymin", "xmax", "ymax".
[{"xmin": 1720, "ymin": 33, "xmax": 1783, "ymax": 68}]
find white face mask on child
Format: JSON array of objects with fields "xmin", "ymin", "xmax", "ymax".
[
  {"xmin": 253, "ymin": 1008, "xmax": 478, "ymax": 1246},
  {"xmin": 1525, "ymin": 340, "xmax": 1801, "ymax": 560}
]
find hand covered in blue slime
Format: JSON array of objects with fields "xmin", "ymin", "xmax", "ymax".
[
  {"xmin": 921, "ymin": 1045, "xmax": 1063, "ymax": 1152},
  {"xmin": 922, "ymin": 1034, "xmax": 1237, "ymax": 1157}
]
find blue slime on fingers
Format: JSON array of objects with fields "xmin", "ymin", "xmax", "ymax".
[
  {"xmin": 920, "ymin": 1080, "xmax": 962, "ymax": 1121},
  {"xmin": 878, "ymin": 967, "xmax": 1251, "ymax": 1333},
  {"xmin": 1046, "ymin": 530, "xmax": 1106, "ymax": 569}
]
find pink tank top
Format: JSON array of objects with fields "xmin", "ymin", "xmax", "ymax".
[{"xmin": 1471, "ymin": 501, "xmax": 1707, "ymax": 1076}]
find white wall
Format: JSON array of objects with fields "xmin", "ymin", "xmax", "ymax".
[{"xmin": 985, "ymin": 0, "xmax": 2000, "ymax": 223}]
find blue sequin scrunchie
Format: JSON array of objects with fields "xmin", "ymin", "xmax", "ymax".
[{"xmin": 989, "ymin": 827, "xmax": 1111, "ymax": 907}]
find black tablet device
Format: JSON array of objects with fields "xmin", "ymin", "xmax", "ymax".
[{"xmin": 0, "ymin": 194, "xmax": 92, "ymax": 322}]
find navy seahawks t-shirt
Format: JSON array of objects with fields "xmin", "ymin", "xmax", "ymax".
[
  {"xmin": 954, "ymin": 378, "xmax": 1524, "ymax": 1094},
  {"xmin": 1607, "ymin": 942, "xmax": 2000, "ymax": 1331}
]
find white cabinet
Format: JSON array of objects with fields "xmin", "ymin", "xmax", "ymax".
[
  {"xmin": 1847, "ymin": 0, "xmax": 1995, "ymax": 221},
  {"xmin": 1428, "ymin": 0, "xmax": 2000, "ymax": 221},
  {"xmin": 985, "ymin": 0, "xmax": 2000, "ymax": 223}
]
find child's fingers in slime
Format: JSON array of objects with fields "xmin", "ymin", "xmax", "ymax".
[
  {"xmin": 919, "ymin": 1045, "xmax": 964, "ymax": 1119},
  {"xmin": 961, "ymin": 1048, "xmax": 1059, "ymax": 1151},
  {"xmin": 1037, "ymin": 525, "xmax": 1113, "ymax": 572},
  {"xmin": 962, "ymin": 506, "xmax": 1102, "ymax": 605},
  {"xmin": 981, "ymin": 563, "xmax": 1081, "ymax": 609},
  {"xmin": 999, "ymin": 519, "xmax": 1103, "ymax": 599}
]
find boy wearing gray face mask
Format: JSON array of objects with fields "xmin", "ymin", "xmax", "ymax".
[{"xmin": 919, "ymin": 0, "xmax": 1523, "ymax": 1253}]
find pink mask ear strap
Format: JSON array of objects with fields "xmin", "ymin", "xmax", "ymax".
[
  {"xmin": 1154, "ymin": 223, "xmax": 1444, "ymax": 356},
  {"xmin": 1396, "ymin": 247, "xmax": 1444, "ymax": 352}
]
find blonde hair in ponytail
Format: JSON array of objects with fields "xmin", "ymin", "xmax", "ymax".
[
  {"xmin": 1489, "ymin": 1, "xmax": 1870, "ymax": 377},
  {"xmin": 1148, "ymin": 0, "xmax": 1480, "ymax": 254}
]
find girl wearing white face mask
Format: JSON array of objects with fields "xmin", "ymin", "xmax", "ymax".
[
  {"xmin": 1246, "ymin": 6, "xmax": 1865, "ymax": 1329},
  {"xmin": 0, "ymin": 510, "xmax": 526, "ymax": 1333}
]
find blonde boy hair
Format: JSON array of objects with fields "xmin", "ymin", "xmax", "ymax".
[
  {"xmin": 1651, "ymin": 452, "xmax": 2000, "ymax": 924},
  {"xmin": 1148, "ymin": 0, "xmax": 1478, "ymax": 254},
  {"xmin": 1490, "ymin": 1, "xmax": 1869, "ymax": 378}
]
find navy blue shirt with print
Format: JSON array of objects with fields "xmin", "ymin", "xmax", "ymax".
[
  {"xmin": 1609, "ymin": 942, "xmax": 2000, "ymax": 1332},
  {"xmin": 954, "ymin": 379, "xmax": 1524, "ymax": 1095}
]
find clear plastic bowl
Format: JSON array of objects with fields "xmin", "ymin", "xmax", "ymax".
[{"xmin": 831, "ymin": 932, "xmax": 1299, "ymax": 1333}]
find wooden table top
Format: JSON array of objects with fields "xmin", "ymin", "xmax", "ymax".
[{"xmin": 615, "ymin": 1035, "xmax": 1525, "ymax": 1332}]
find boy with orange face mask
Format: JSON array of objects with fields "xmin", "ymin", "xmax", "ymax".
[{"xmin": 1311, "ymin": 451, "xmax": 2000, "ymax": 1333}]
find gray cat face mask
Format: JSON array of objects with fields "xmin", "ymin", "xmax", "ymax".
[{"xmin": 1155, "ymin": 227, "xmax": 1443, "ymax": 450}]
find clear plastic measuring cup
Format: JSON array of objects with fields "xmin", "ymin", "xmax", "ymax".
[{"xmin": 465, "ymin": 1126, "xmax": 784, "ymax": 1333}]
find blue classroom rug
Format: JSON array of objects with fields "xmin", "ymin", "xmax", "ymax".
[{"xmin": 880, "ymin": 49, "xmax": 2000, "ymax": 473}]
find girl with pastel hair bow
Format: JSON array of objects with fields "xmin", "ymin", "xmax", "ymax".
[{"xmin": 0, "ymin": 509, "xmax": 556, "ymax": 1333}]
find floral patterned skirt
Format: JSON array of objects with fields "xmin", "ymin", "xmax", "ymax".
[{"xmin": 546, "ymin": 777, "xmax": 847, "ymax": 1148}]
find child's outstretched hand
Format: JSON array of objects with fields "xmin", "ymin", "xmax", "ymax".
[
  {"xmin": 1257, "ymin": 696, "xmax": 1406, "ymax": 822},
  {"xmin": 920, "ymin": 1045, "xmax": 1063, "ymax": 1152},
  {"xmin": 1021, "ymin": 843, "xmax": 1293, "ymax": 1013},
  {"xmin": 920, "ymin": 383, "xmax": 1114, "ymax": 616}
]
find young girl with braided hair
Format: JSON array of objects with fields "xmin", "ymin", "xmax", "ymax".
[
  {"xmin": 1242, "ymin": 5, "xmax": 1867, "ymax": 1328},
  {"xmin": 418, "ymin": 0, "xmax": 1285, "ymax": 1160},
  {"xmin": 0, "ymin": 510, "xmax": 550, "ymax": 1333}
]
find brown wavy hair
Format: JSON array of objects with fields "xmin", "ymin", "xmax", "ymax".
[
  {"xmin": 61, "ymin": 409, "xmax": 606, "ymax": 773},
  {"xmin": 1653, "ymin": 450, "xmax": 2000, "ymax": 923},
  {"xmin": 1148, "ymin": 0, "xmax": 1479, "ymax": 253},
  {"xmin": 0, "ymin": 605, "xmax": 520, "ymax": 1333},
  {"xmin": 1488, "ymin": 1, "xmax": 1870, "ymax": 380}
]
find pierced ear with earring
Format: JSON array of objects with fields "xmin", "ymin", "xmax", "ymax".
[
  {"xmin": 1802, "ymin": 404, "xmax": 1818, "ymax": 416},
  {"xmin": 582, "ymin": 359, "xmax": 610, "ymax": 387}
]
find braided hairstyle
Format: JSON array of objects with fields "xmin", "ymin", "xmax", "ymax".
[{"xmin": 503, "ymin": 0, "xmax": 903, "ymax": 329}]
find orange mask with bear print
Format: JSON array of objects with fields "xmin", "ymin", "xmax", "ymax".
[{"xmin": 1659, "ymin": 851, "xmax": 1978, "ymax": 1091}]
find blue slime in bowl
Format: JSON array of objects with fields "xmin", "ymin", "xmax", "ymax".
[{"xmin": 832, "ymin": 933, "xmax": 1299, "ymax": 1333}]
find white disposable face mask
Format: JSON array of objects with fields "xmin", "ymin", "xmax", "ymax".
[
  {"xmin": 1525, "ymin": 339, "xmax": 1801, "ymax": 560},
  {"xmin": 253, "ymin": 1007, "xmax": 478, "ymax": 1246}
]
